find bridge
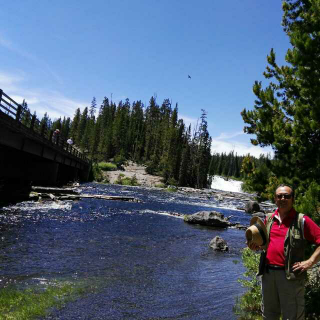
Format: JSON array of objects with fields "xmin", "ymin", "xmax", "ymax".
[{"xmin": 0, "ymin": 89, "xmax": 91, "ymax": 190}]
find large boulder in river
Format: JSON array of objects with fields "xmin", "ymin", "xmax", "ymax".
[
  {"xmin": 210, "ymin": 236, "xmax": 229, "ymax": 251},
  {"xmin": 245, "ymin": 201, "xmax": 261, "ymax": 214},
  {"xmin": 184, "ymin": 211, "xmax": 230, "ymax": 228}
]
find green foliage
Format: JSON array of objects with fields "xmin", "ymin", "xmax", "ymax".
[
  {"xmin": 166, "ymin": 177, "xmax": 178, "ymax": 187},
  {"xmin": 91, "ymin": 163, "xmax": 103, "ymax": 182},
  {"xmin": 234, "ymin": 248, "xmax": 262, "ymax": 319},
  {"xmin": 295, "ymin": 181, "xmax": 320, "ymax": 225},
  {"xmin": 154, "ymin": 183, "xmax": 166, "ymax": 188},
  {"xmin": 98, "ymin": 162, "xmax": 117, "ymax": 171},
  {"xmin": 115, "ymin": 174, "xmax": 140, "ymax": 186},
  {"xmin": 240, "ymin": 155, "xmax": 272, "ymax": 201},
  {"xmin": 165, "ymin": 186, "xmax": 178, "ymax": 192},
  {"xmin": 114, "ymin": 154, "xmax": 126, "ymax": 169},
  {"xmin": 305, "ymin": 263, "xmax": 320, "ymax": 320},
  {"xmin": 241, "ymin": 0, "xmax": 320, "ymax": 194},
  {"xmin": 0, "ymin": 281, "xmax": 85, "ymax": 319}
]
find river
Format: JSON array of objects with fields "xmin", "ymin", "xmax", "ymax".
[{"xmin": 0, "ymin": 183, "xmax": 252, "ymax": 319}]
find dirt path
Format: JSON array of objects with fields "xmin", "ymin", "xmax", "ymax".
[{"xmin": 103, "ymin": 161, "xmax": 163, "ymax": 187}]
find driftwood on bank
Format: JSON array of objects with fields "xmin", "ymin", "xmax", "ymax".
[
  {"xmin": 28, "ymin": 188, "xmax": 141, "ymax": 202},
  {"xmin": 31, "ymin": 186, "xmax": 79, "ymax": 195},
  {"xmin": 80, "ymin": 194, "xmax": 141, "ymax": 202}
]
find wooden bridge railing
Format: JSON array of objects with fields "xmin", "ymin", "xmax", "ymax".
[{"xmin": 0, "ymin": 89, "xmax": 90, "ymax": 163}]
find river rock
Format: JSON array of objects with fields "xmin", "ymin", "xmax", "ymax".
[
  {"xmin": 252, "ymin": 212, "xmax": 266, "ymax": 219},
  {"xmin": 209, "ymin": 236, "xmax": 228, "ymax": 251},
  {"xmin": 245, "ymin": 201, "xmax": 261, "ymax": 213},
  {"xmin": 184, "ymin": 211, "xmax": 230, "ymax": 228}
]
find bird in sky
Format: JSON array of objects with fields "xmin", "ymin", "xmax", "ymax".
[{"xmin": 188, "ymin": 75, "xmax": 191, "ymax": 79}]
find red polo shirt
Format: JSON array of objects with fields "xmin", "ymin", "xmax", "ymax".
[{"xmin": 265, "ymin": 208, "xmax": 320, "ymax": 266}]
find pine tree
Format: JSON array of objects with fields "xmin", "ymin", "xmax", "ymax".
[
  {"xmin": 89, "ymin": 97, "xmax": 97, "ymax": 119},
  {"xmin": 20, "ymin": 100, "xmax": 31, "ymax": 126},
  {"xmin": 78, "ymin": 107, "xmax": 89, "ymax": 150},
  {"xmin": 70, "ymin": 108, "xmax": 81, "ymax": 144},
  {"xmin": 241, "ymin": 0, "xmax": 320, "ymax": 189}
]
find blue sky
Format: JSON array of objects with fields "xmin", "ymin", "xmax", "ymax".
[{"xmin": 0, "ymin": 0, "xmax": 290, "ymax": 157}]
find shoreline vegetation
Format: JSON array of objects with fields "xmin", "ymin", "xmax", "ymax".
[{"xmin": 0, "ymin": 281, "xmax": 87, "ymax": 320}]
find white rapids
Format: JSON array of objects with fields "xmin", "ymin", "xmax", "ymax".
[{"xmin": 211, "ymin": 175, "xmax": 243, "ymax": 193}]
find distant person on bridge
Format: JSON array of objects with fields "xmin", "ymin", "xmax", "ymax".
[
  {"xmin": 246, "ymin": 184, "xmax": 320, "ymax": 320},
  {"xmin": 67, "ymin": 137, "xmax": 73, "ymax": 145},
  {"xmin": 52, "ymin": 129, "xmax": 60, "ymax": 144}
]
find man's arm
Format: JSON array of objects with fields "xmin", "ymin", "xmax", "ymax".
[{"xmin": 292, "ymin": 245, "xmax": 320, "ymax": 273}]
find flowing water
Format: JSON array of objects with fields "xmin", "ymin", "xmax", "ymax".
[
  {"xmin": 0, "ymin": 183, "xmax": 253, "ymax": 320},
  {"xmin": 211, "ymin": 176, "xmax": 243, "ymax": 193}
]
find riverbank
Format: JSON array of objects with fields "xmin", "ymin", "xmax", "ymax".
[
  {"xmin": 100, "ymin": 161, "xmax": 275, "ymax": 214},
  {"xmin": 102, "ymin": 161, "xmax": 164, "ymax": 187}
]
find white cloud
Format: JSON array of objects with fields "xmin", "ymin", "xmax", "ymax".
[
  {"xmin": 0, "ymin": 72, "xmax": 24, "ymax": 91},
  {"xmin": 215, "ymin": 131, "xmax": 244, "ymax": 140},
  {"xmin": 19, "ymin": 90, "xmax": 87, "ymax": 119},
  {"xmin": 0, "ymin": 71, "xmax": 87, "ymax": 119},
  {"xmin": 211, "ymin": 137, "xmax": 273, "ymax": 158},
  {"xmin": 180, "ymin": 114, "xmax": 198, "ymax": 129}
]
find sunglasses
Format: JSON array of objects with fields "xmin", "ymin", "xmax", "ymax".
[{"xmin": 276, "ymin": 194, "xmax": 292, "ymax": 200}]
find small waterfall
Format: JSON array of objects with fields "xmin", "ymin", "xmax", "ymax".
[{"xmin": 211, "ymin": 175, "xmax": 243, "ymax": 193}]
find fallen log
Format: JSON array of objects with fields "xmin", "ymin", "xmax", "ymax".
[
  {"xmin": 80, "ymin": 194, "xmax": 141, "ymax": 202},
  {"xmin": 31, "ymin": 186, "xmax": 79, "ymax": 195},
  {"xmin": 56, "ymin": 194, "xmax": 80, "ymax": 200}
]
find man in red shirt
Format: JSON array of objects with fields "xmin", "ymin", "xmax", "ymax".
[{"xmin": 248, "ymin": 184, "xmax": 320, "ymax": 320}]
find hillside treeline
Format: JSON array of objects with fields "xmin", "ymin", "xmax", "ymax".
[
  {"xmin": 209, "ymin": 151, "xmax": 270, "ymax": 179},
  {"xmin": 26, "ymin": 97, "xmax": 213, "ymax": 188},
  {"xmin": 21, "ymin": 96, "xmax": 270, "ymax": 189}
]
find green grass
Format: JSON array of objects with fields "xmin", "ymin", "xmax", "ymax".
[
  {"xmin": 164, "ymin": 186, "xmax": 178, "ymax": 192},
  {"xmin": 0, "ymin": 281, "xmax": 86, "ymax": 320},
  {"xmin": 97, "ymin": 162, "xmax": 118, "ymax": 171},
  {"xmin": 154, "ymin": 183, "xmax": 166, "ymax": 188}
]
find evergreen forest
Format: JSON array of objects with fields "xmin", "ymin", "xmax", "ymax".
[{"xmin": 21, "ymin": 95, "xmax": 270, "ymax": 189}]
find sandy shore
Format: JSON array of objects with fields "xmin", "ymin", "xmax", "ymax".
[{"xmin": 103, "ymin": 161, "xmax": 164, "ymax": 187}]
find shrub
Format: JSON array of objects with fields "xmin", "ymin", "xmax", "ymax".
[
  {"xmin": 130, "ymin": 174, "xmax": 139, "ymax": 186},
  {"xmin": 155, "ymin": 183, "xmax": 166, "ymax": 188},
  {"xmin": 306, "ymin": 263, "xmax": 320, "ymax": 320},
  {"xmin": 295, "ymin": 181, "xmax": 320, "ymax": 225},
  {"xmin": 114, "ymin": 154, "xmax": 126, "ymax": 169},
  {"xmin": 115, "ymin": 174, "xmax": 140, "ymax": 186},
  {"xmin": 98, "ymin": 162, "xmax": 117, "ymax": 171},
  {"xmin": 92, "ymin": 163, "xmax": 103, "ymax": 182},
  {"xmin": 166, "ymin": 186, "xmax": 178, "ymax": 192},
  {"xmin": 233, "ymin": 248, "xmax": 262, "ymax": 320}
]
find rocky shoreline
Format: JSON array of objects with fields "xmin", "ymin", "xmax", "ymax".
[{"xmin": 104, "ymin": 161, "xmax": 275, "ymax": 210}]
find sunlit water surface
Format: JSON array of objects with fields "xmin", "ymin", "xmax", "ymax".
[{"xmin": 0, "ymin": 183, "xmax": 253, "ymax": 320}]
